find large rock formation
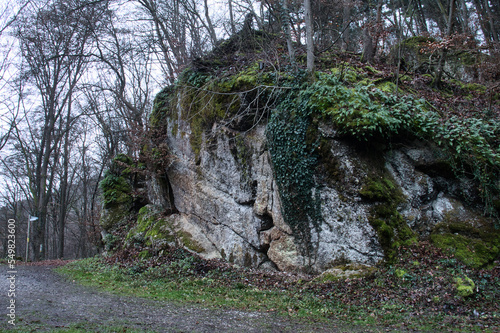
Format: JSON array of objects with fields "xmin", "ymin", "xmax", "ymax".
[
  {"xmin": 135, "ymin": 92, "xmax": 495, "ymax": 272},
  {"xmin": 100, "ymin": 63, "xmax": 499, "ymax": 273}
]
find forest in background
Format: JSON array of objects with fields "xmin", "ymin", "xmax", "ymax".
[{"xmin": 0, "ymin": 0, "xmax": 499, "ymax": 261}]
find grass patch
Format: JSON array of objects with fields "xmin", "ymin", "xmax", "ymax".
[{"xmin": 55, "ymin": 245, "xmax": 500, "ymax": 332}]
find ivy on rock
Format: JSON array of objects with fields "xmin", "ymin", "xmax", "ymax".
[{"xmin": 267, "ymin": 78, "xmax": 323, "ymax": 266}]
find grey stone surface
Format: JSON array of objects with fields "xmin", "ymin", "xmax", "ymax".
[{"xmin": 143, "ymin": 106, "xmax": 487, "ymax": 273}]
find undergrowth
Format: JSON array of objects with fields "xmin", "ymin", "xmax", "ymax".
[{"xmin": 56, "ymin": 243, "xmax": 500, "ymax": 332}]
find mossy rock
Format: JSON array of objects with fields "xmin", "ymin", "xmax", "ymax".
[
  {"xmin": 316, "ymin": 138, "xmax": 342, "ymax": 185},
  {"xmin": 178, "ymin": 230, "xmax": 205, "ymax": 253},
  {"xmin": 449, "ymin": 79, "xmax": 487, "ymax": 93},
  {"xmin": 361, "ymin": 173, "xmax": 416, "ymax": 262},
  {"xmin": 150, "ymin": 86, "xmax": 174, "ymax": 128},
  {"xmin": 126, "ymin": 205, "xmax": 176, "ymax": 249},
  {"xmin": 98, "ymin": 151, "xmax": 152, "ymax": 235},
  {"xmin": 330, "ymin": 64, "xmax": 366, "ymax": 84},
  {"xmin": 100, "ymin": 206, "xmax": 131, "ymax": 232},
  {"xmin": 392, "ymin": 36, "xmax": 437, "ymax": 73},
  {"xmin": 165, "ymin": 63, "xmax": 272, "ymax": 159},
  {"xmin": 100, "ymin": 173, "xmax": 132, "ymax": 209},
  {"xmin": 360, "ymin": 177, "xmax": 398, "ymax": 202},
  {"xmin": 364, "ymin": 65, "xmax": 381, "ymax": 75},
  {"xmin": 454, "ymin": 276, "xmax": 475, "ymax": 297},
  {"xmin": 375, "ymin": 81, "xmax": 401, "ymax": 94},
  {"xmin": 99, "ymin": 154, "xmax": 137, "ymax": 210},
  {"xmin": 99, "ymin": 154, "xmax": 141, "ymax": 231},
  {"xmin": 431, "ymin": 233, "xmax": 499, "ymax": 268},
  {"xmin": 315, "ymin": 264, "xmax": 376, "ymax": 282},
  {"xmin": 102, "ymin": 233, "xmax": 119, "ymax": 252}
]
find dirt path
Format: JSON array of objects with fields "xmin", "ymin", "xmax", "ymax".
[{"xmin": 0, "ymin": 265, "xmax": 344, "ymax": 332}]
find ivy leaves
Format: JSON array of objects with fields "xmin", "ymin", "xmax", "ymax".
[{"xmin": 267, "ymin": 86, "xmax": 322, "ymax": 263}]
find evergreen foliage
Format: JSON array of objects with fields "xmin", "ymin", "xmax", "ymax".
[
  {"xmin": 266, "ymin": 77, "xmax": 323, "ymax": 264},
  {"xmin": 265, "ymin": 70, "xmax": 498, "ymax": 261}
]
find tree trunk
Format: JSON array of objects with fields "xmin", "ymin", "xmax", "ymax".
[
  {"xmin": 472, "ymin": 0, "xmax": 493, "ymax": 48},
  {"xmin": 341, "ymin": 1, "xmax": 351, "ymax": 51},
  {"xmin": 373, "ymin": 0, "xmax": 383, "ymax": 57},
  {"xmin": 57, "ymin": 96, "xmax": 72, "ymax": 259},
  {"xmin": 304, "ymin": 0, "xmax": 314, "ymax": 73},
  {"xmin": 203, "ymin": 0, "xmax": 217, "ymax": 44},
  {"xmin": 228, "ymin": 0, "xmax": 236, "ymax": 35},
  {"xmin": 458, "ymin": 0, "xmax": 470, "ymax": 34},
  {"xmin": 281, "ymin": 0, "xmax": 296, "ymax": 66},
  {"xmin": 484, "ymin": 0, "xmax": 499, "ymax": 43},
  {"xmin": 416, "ymin": 0, "xmax": 428, "ymax": 34},
  {"xmin": 361, "ymin": 27, "xmax": 374, "ymax": 63}
]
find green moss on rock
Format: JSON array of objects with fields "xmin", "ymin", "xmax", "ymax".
[
  {"xmin": 165, "ymin": 64, "xmax": 271, "ymax": 159},
  {"xmin": 178, "ymin": 230, "xmax": 204, "ymax": 253},
  {"xmin": 431, "ymin": 233, "xmax": 498, "ymax": 268},
  {"xmin": 330, "ymin": 63, "xmax": 368, "ymax": 84},
  {"xmin": 99, "ymin": 154, "xmax": 138, "ymax": 231},
  {"xmin": 430, "ymin": 221, "xmax": 500, "ymax": 268},
  {"xmin": 100, "ymin": 174, "xmax": 132, "ymax": 209},
  {"xmin": 99, "ymin": 154, "xmax": 136, "ymax": 210},
  {"xmin": 361, "ymin": 174, "xmax": 416, "ymax": 262},
  {"xmin": 126, "ymin": 205, "xmax": 175, "ymax": 248},
  {"xmin": 360, "ymin": 177, "xmax": 398, "ymax": 202},
  {"xmin": 393, "ymin": 36, "xmax": 437, "ymax": 74},
  {"xmin": 454, "ymin": 276, "xmax": 475, "ymax": 297}
]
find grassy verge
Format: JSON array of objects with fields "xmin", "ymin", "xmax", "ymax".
[{"xmin": 54, "ymin": 244, "xmax": 499, "ymax": 332}]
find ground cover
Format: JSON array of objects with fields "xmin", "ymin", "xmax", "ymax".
[{"xmin": 56, "ymin": 242, "xmax": 500, "ymax": 332}]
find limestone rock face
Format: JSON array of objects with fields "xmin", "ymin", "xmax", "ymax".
[
  {"xmin": 385, "ymin": 146, "xmax": 484, "ymax": 235},
  {"xmin": 144, "ymin": 110, "xmax": 489, "ymax": 273},
  {"xmin": 152, "ymin": 118, "xmax": 358, "ymax": 271}
]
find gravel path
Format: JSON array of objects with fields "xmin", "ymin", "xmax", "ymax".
[{"xmin": 0, "ymin": 264, "xmax": 344, "ymax": 332}]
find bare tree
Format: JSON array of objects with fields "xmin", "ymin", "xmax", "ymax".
[
  {"xmin": 13, "ymin": 0, "xmax": 107, "ymax": 260},
  {"xmin": 135, "ymin": 0, "xmax": 220, "ymax": 83}
]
